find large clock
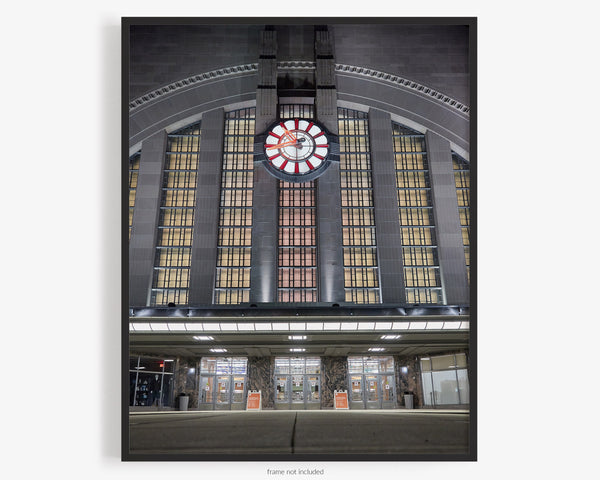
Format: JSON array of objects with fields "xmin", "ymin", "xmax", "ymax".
[{"xmin": 254, "ymin": 119, "xmax": 339, "ymax": 182}]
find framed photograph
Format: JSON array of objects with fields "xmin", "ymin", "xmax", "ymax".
[{"xmin": 123, "ymin": 17, "xmax": 476, "ymax": 461}]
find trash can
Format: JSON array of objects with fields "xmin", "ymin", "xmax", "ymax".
[
  {"xmin": 178, "ymin": 393, "xmax": 189, "ymax": 411},
  {"xmin": 404, "ymin": 393, "xmax": 414, "ymax": 409}
]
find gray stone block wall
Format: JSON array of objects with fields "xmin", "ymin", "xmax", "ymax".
[
  {"xmin": 333, "ymin": 24, "xmax": 469, "ymax": 105},
  {"xmin": 129, "ymin": 24, "xmax": 469, "ymax": 107},
  {"xmin": 129, "ymin": 24, "xmax": 263, "ymax": 99},
  {"xmin": 276, "ymin": 25, "xmax": 315, "ymax": 62},
  {"xmin": 129, "ymin": 130, "xmax": 167, "ymax": 306}
]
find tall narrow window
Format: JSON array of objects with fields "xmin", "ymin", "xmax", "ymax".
[
  {"xmin": 277, "ymin": 104, "xmax": 317, "ymax": 302},
  {"xmin": 453, "ymin": 153, "xmax": 470, "ymax": 283},
  {"xmin": 338, "ymin": 108, "xmax": 381, "ymax": 304},
  {"xmin": 214, "ymin": 108, "xmax": 255, "ymax": 304},
  {"xmin": 392, "ymin": 123, "xmax": 442, "ymax": 304},
  {"xmin": 278, "ymin": 181, "xmax": 317, "ymax": 302},
  {"xmin": 128, "ymin": 151, "xmax": 140, "ymax": 240},
  {"xmin": 150, "ymin": 122, "xmax": 201, "ymax": 306}
]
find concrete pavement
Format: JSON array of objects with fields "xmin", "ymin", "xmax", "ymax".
[{"xmin": 128, "ymin": 410, "xmax": 471, "ymax": 457}]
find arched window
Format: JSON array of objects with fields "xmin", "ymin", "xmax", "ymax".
[
  {"xmin": 151, "ymin": 122, "xmax": 201, "ymax": 306},
  {"xmin": 338, "ymin": 108, "xmax": 381, "ymax": 304},
  {"xmin": 392, "ymin": 122, "xmax": 442, "ymax": 304}
]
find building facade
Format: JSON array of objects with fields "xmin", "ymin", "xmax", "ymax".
[{"xmin": 126, "ymin": 21, "xmax": 473, "ymax": 411}]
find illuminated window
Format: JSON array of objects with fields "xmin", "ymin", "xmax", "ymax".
[
  {"xmin": 275, "ymin": 105, "xmax": 318, "ymax": 303},
  {"xmin": 214, "ymin": 108, "xmax": 255, "ymax": 304},
  {"xmin": 278, "ymin": 180, "xmax": 318, "ymax": 302},
  {"xmin": 453, "ymin": 153, "xmax": 470, "ymax": 283},
  {"xmin": 392, "ymin": 123, "xmax": 442, "ymax": 304},
  {"xmin": 150, "ymin": 122, "xmax": 201, "ymax": 306},
  {"xmin": 338, "ymin": 108, "xmax": 381, "ymax": 304},
  {"xmin": 128, "ymin": 151, "xmax": 140, "ymax": 240}
]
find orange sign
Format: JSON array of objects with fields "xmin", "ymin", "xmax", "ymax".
[
  {"xmin": 246, "ymin": 390, "xmax": 262, "ymax": 410},
  {"xmin": 334, "ymin": 390, "xmax": 349, "ymax": 409}
]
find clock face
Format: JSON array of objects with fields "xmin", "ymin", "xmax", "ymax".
[{"xmin": 264, "ymin": 119, "xmax": 330, "ymax": 177}]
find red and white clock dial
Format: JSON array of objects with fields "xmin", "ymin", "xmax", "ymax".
[{"xmin": 264, "ymin": 119, "xmax": 329, "ymax": 176}]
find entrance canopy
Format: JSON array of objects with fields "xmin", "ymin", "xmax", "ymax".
[{"xmin": 129, "ymin": 304, "xmax": 470, "ymax": 357}]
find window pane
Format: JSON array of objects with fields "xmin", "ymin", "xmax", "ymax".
[
  {"xmin": 457, "ymin": 369, "xmax": 470, "ymax": 404},
  {"xmin": 431, "ymin": 354, "xmax": 456, "ymax": 370},
  {"xmin": 431, "ymin": 370, "xmax": 460, "ymax": 405},
  {"xmin": 393, "ymin": 122, "xmax": 442, "ymax": 304},
  {"xmin": 215, "ymin": 108, "xmax": 255, "ymax": 304},
  {"xmin": 338, "ymin": 108, "xmax": 381, "ymax": 304}
]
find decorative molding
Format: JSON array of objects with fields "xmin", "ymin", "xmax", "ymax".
[
  {"xmin": 277, "ymin": 61, "xmax": 316, "ymax": 70},
  {"xmin": 128, "ymin": 63, "xmax": 258, "ymax": 111},
  {"xmin": 129, "ymin": 62, "xmax": 469, "ymax": 116},
  {"xmin": 335, "ymin": 64, "xmax": 470, "ymax": 115}
]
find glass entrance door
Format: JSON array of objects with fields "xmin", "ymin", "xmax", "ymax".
[
  {"xmin": 199, "ymin": 357, "xmax": 248, "ymax": 410},
  {"xmin": 276, "ymin": 376, "xmax": 288, "ymax": 403},
  {"xmin": 351, "ymin": 376, "xmax": 363, "ymax": 404},
  {"xmin": 275, "ymin": 374, "xmax": 320, "ymax": 409},
  {"xmin": 291, "ymin": 375, "xmax": 304, "ymax": 404},
  {"xmin": 365, "ymin": 375, "xmax": 379, "ymax": 408},
  {"xmin": 216, "ymin": 376, "xmax": 230, "ymax": 408},
  {"xmin": 200, "ymin": 376, "xmax": 215, "ymax": 404},
  {"xmin": 274, "ymin": 357, "xmax": 322, "ymax": 410},
  {"xmin": 347, "ymin": 357, "xmax": 397, "ymax": 409},
  {"xmin": 380, "ymin": 374, "xmax": 396, "ymax": 408},
  {"xmin": 307, "ymin": 375, "xmax": 320, "ymax": 405},
  {"xmin": 232, "ymin": 376, "xmax": 245, "ymax": 405}
]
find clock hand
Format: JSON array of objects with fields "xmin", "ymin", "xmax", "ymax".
[
  {"xmin": 266, "ymin": 138, "xmax": 307, "ymax": 150},
  {"xmin": 281, "ymin": 126, "xmax": 296, "ymax": 142},
  {"xmin": 266, "ymin": 139, "xmax": 300, "ymax": 150}
]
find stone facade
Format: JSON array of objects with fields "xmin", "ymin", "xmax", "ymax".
[
  {"xmin": 247, "ymin": 356, "xmax": 275, "ymax": 409},
  {"xmin": 174, "ymin": 357, "xmax": 199, "ymax": 409},
  {"xmin": 394, "ymin": 355, "xmax": 425, "ymax": 408},
  {"xmin": 320, "ymin": 356, "xmax": 349, "ymax": 408}
]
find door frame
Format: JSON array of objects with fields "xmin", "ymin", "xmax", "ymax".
[
  {"xmin": 348, "ymin": 373, "xmax": 396, "ymax": 409},
  {"xmin": 274, "ymin": 373, "xmax": 321, "ymax": 409},
  {"xmin": 199, "ymin": 374, "xmax": 247, "ymax": 410}
]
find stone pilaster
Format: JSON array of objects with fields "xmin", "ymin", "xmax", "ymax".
[
  {"xmin": 321, "ymin": 356, "xmax": 348, "ymax": 408},
  {"xmin": 426, "ymin": 130, "xmax": 470, "ymax": 305},
  {"xmin": 189, "ymin": 108, "xmax": 225, "ymax": 305},
  {"xmin": 174, "ymin": 357, "xmax": 199, "ymax": 409},
  {"xmin": 394, "ymin": 355, "xmax": 424, "ymax": 408},
  {"xmin": 369, "ymin": 108, "xmax": 406, "ymax": 303},
  {"xmin": 250, "ymin": 28, "xmax": 279, "ymax": 303},
  {"xmin": 315, "ymin": 26, "xmax": 344, "ymax": 303},
  {"xmin": 247, "ymin": 356, "xmax": 275, "ymax": 409},
  {"xmin": 129, "ymin": 130, "xmax": 167, "ymax": 306}
]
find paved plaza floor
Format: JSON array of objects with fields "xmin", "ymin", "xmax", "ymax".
[{"xmin": 127, "ymin": 409, "xmax": 471, "ymax": 458}]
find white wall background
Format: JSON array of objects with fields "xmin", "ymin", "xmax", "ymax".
[{"xmin": 2, "ymin": 1, "xmax": 598, "ymax": 479}]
